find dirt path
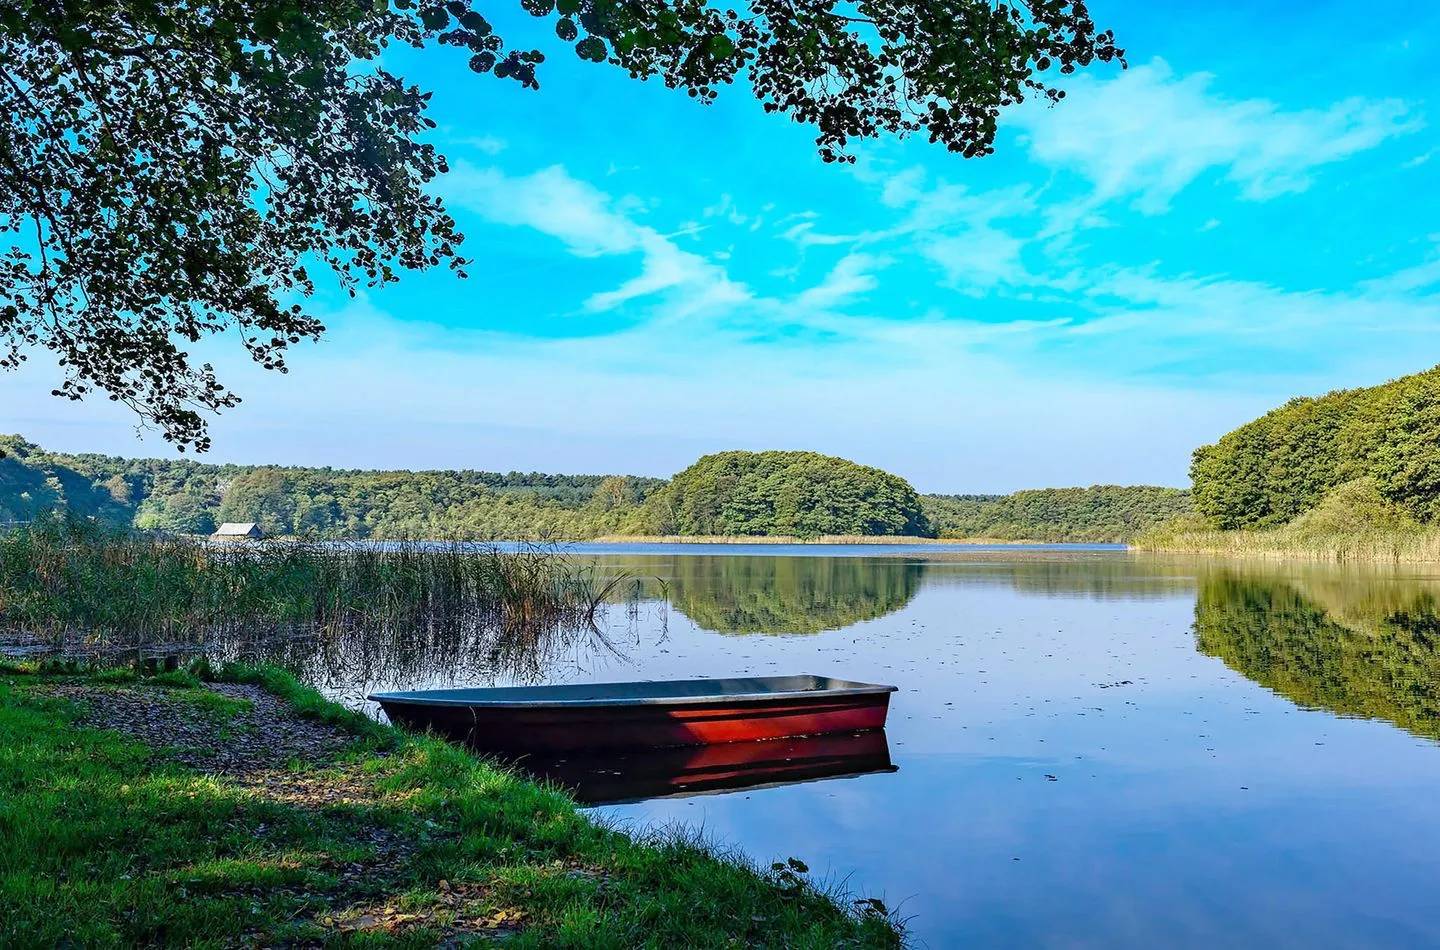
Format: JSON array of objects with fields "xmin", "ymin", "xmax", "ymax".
[{"xmin": 35, "ymin": 680, "xmax": 526, "ymax": 944}]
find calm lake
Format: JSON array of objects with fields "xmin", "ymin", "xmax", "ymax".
[{"xmin": 299, "ymin": 545, "xmax": 1440, "ymax": 949}]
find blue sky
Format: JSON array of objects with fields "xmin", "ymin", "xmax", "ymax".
[{"xmin": 4, "ymin": 0, "xmax": 1440, "ymax": 492}]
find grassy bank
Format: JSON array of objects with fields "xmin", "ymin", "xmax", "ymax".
[{"xmin": 0, "ymin": 661, "xmax": 901, "ymax": 947}]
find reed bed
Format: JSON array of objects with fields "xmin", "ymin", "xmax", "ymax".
[
  {"xmin": 1134, "ymin": 515, "xmax": 1440, "ymax": 563},
  {"xmin": 0, "ymin": 517, "xmax": 628, "ymax": 658}
]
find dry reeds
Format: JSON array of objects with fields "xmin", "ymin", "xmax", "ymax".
[{"xmin": 1134, "ymin": 517, "xmax": 1440, "ymax": 563}]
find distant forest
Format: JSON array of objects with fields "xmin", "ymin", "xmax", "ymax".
[
  {"xmin": 1, "ymin": 435, "xmax": 1184, "ymax": 542},
  {"xmin": 1191, "ymin": 365, "xmax": 1440, "ymax": 530},
  {"xmin": 925, "ymin": 486, "xmax": 1193, "ymax": 543},
  {"xmin": 0, "ymin": 435, "xmax": 665, "ymax": 539}
]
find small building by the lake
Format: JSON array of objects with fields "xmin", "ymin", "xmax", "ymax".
[{"xmin": 212, "ymin": 522, "xmax": 264, "ymax": 541}]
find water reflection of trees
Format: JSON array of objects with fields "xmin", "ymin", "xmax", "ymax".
[
  {"xmin": 656, "ymin": 556, "xmax": 926, "ymax": 634},
  {"xmin": 921, "ymin": 555, "xmax": 1197, "ymax": 601},
  {"xmin": 617, "ymin": 553, "xmax": 1194, "ymax": 635},
  {"xmin": 1193, "ymin": 566, "xmax": 1440, "ymax": 741}
]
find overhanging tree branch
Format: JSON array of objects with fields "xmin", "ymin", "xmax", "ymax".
[{"xmin": 0, "ymin": 0, "xmax": 1122, "ymax": 450}]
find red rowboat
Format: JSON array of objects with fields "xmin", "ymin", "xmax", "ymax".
[
  {"xmin": 518, "ymin": 730, "xmax": 897, "ymax": 805},
  {"xmin": 368, "ymin": 674, "xmax": 897, "ymax": 753}
]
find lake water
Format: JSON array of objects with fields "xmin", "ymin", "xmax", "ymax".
[{"xmin": 303, "ymin": 546, "xmax": 1440, "ymax": 949}]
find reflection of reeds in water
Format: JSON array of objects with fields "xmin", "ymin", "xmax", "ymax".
[
  {"xmin": 265, "ymin": 602, "xmax": 646, "ymax": 708},
  {"xmin": 0, "ymin": 518, "xmax": 633, "ymax": 672}
]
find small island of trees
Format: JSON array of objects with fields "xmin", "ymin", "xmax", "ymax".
[{"xmin": 637, "ymin": 451, "xmax": 934, "ymax": 539}]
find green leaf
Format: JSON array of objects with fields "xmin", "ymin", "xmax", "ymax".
[
  {"xmin": 419, "ymin": 6, "xmax": 450, "ymax": 29},
  {"xmin": 575, "ymin": 37, "xmax": 607, "ymax": 61},
  {"xmin": 458, "ymin": 11, "xmax": 491, "ymax": 35}
]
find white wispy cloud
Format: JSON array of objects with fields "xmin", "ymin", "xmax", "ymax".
[
  {"xmin": 1361, "ymin": 240, "xmax": 1440, "ymax": 296},
  {"xmin": 1058, "ymin": 262, "xmax": 1440, "ymax": 384},
  {"xmin": 396, "ymin": 144, "xmax": 1440, "ymax": 455},
  {"xmin": 827, "ymin": 159, "xmax": 1440, "ymax": 383},
  {"xmin": 821, "ymin": 170, "xmax": 1043, "ymax": 289},
  {"xmin": 793, "ymin": 252, "xmax": 886, "ymax": 310},
  {"xmin": 923, "ymin": 227, "xmax": 1029, "ymax": 290},
  {"xmin": 778, "ymin": 221, "xmax": 866, "ymax": 249},
  {"xmin": 889, "ymin": 179, "xmax": 1035, "ymax": 237},
  {"xmin": 1404, "ymin": 147, "xmax": 1439, "ymax": 169},
  {"xmin": 1011, "ymin": 58, "xmax": 1421, "ymax": 212},
  {"xmin": 443, "ymin": 162, "xmax": 749, "ymax": 317}
]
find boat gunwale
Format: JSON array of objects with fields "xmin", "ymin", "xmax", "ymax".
[{"xmin": 366, "ymin": 675, "xmax": 897, "ymax": 710}]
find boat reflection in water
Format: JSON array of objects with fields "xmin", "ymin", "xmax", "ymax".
[{"xmin": 496, "ymin": 730, "xmax": 897, "ymax": 806}]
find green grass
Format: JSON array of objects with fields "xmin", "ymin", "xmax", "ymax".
[{"xmin": 0, "ymin": 663, "xmax": 902, "ymax": 947}]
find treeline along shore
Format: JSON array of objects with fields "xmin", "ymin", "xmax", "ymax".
[
  {"xmin": 1137, "ymin": 364, "xmax": 1440, "ymax": 561},
  {"xmin": 27, "ymin": 351, "xmax": 1440, "ymax": 562},
  {"xmin": 2, "ymin": 436, "xmax": 1189, "ymax": 543}
]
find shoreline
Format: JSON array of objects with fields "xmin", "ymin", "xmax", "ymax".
[
  {"xmin": 195, "ymin": 533, "xmax": 1114, "ymax": 547},
  {"xmin": 1133, "ymin": 527, "xmax": 1440, "ymax": 563},
  {"xmin": 0, "ymin": 662, "xmax": 902, "ymax": 946},
  {"xmin": 588, "ymin": 534, "xmax": 1087, "ymax": 545}
]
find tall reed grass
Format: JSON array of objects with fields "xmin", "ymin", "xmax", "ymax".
[
  {"xmin": 0, "ymin": 517, "xmax": 628, "ymax": 658},
  {"xmin": 591, "ymin": 534, "xmax": 988, "ymax": 544},
  {"xmin": 1134, "ymin": 516, "xmax": 1440, "ymax": 563}
]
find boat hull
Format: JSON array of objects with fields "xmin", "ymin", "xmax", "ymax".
[
  {"xmin": 371, "ymin": 675, "xmax": 895, "ymax": 753},
  {"xmin": 517, "ymin": 730, "xmax": 897, "ymax": 805}
]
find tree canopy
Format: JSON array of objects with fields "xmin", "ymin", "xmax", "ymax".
[
  {"xmin": 0, "ymin": 433, "xmax": 665, "ymax": 538},
  {"xmin": 1, "ymin": 437, "xmax": 938, "ymax": 539},
  {"xmin": 1191, "ymin": 365, "xmax": 1440, "ymax": 530},
  {"xmin": 4, "ymin": 434, "xmax": 1205, "ymax": 542},
  {"xmin": 923, "ymin": 485, "xmax": 1192, "ymax": 543},
  {"xmin": 2, "ymin": 2, "xmax": 1122, "ymax": 449},
  {"xmin": 639, "ymin": 450, "xmax": 933, "ymax": 537}
]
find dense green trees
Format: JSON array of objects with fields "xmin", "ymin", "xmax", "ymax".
[
  {"xmin": 0, "ymin": 435, "xmax": 134, "ymax": 525},
  {"xmin": 922, "ymin": 485, "xmax": 1192, "ymax": 542},
  {"xmin": 0, "ymin": 435, "xmax": 664, "ymax": 539},
  {"xmin": 5, "ymin": 435, "xmax": 1193, "ymax": 543},
  {"xmin": 1, "ymin": 440, "xmax": 936, "ymax": 539},
  {"xmin": 639, "ymin": 451, "xmax": 933, "ymax": 538},
  {"xmin": 1191, "ymin": 365, "xmax": 1440, "ymax": 529}
]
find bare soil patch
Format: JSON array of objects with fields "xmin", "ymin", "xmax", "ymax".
[
  {"xmin": 44, "ymin": 681, "xmax": 353, "ymax": 774},
  {"xmin": 31, "ymin": 679, "xmax": 527, "ymax": 943}
]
